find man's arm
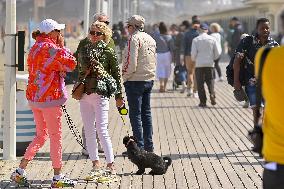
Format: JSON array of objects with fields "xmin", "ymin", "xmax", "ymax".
[
  {"xmin": 122, "ymin": 38, "xmax": 138, "ymax": 81},
  {"xmin": 190, "ymin": 38, "xmax": 197, "ymax": 62},
  {"xmin": 233, "ymin": 37, "xmax": 247, "ymax": 90}
]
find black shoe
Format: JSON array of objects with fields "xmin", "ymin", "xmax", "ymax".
[
  {"xmin": 98, "ymin": 149, "xmax": 104, "ymax": 153},
  {"xmin": 198, "ymin": 103, "xmax": 207, "ymax": 107},
  {"xmin": 210, "ymin": 95, "xmax": 216, "ymax": 105},
  {"xmin": 122, "ymin": 151, "xmax": 128, "ymax": 157}
]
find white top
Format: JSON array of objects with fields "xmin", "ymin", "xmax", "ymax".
[
  {"xmin": 191, "ymin": 33, "xmax": 221, "ymax": 68},
  {"xmin": 210, "ymin": 32, "xmax": 222, "ymax": 54},
  {"xmin": 122, "ymin": 30, "xmax": 157, "ymax": 82}
]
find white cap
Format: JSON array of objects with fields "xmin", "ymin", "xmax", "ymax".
[{"xmin": 38, "ymin": 19, "xmax": 65, "ymax": 34}]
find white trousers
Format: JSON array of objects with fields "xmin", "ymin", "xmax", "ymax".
[{"xmin": 79, "ymin": 93, "xmax": 114, "ymax": 163}]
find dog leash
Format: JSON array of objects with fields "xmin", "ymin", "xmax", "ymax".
[
  {"xmin": 61, "ymin": 103, "xmax": 129, "ymax": 151},
  {"xmin": 61, "ymin": 105, "xmax": 86, "ymax": 150},
  {"xmin": 117, "ymin": 104, "xmax": 128, "ymax": 128}
]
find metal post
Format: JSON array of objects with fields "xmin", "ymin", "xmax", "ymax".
[
  {"xmin": 108, "ymin": 0, "xmax": 113, "ymax": 25},
  {"xmin": 123, "ymin": 0, "xmax": 127, "ymax": 21},
  {"xmin": 3, "ymin": 0, "xmax": 16, "ymax": 160},
  {"xmin": 33, "ymin": 0, "xmax": 38, "ymax": 22},
  {"xmin": 84, "ymin": 0, "xmax": 90, "ymax": 37},
  {"xmin": 137, "ymin": 0, "xmax": 140, "ymax": 14},
  {"xmin": 95, "ymin": 0, "xmax": 101, "ymax": 14},
  {"xmin": 118, "ymin": 0, "xmax": 122, "ymax": 21}
]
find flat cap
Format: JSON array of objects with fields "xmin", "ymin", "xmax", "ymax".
[{"xmin": 126, "ymin": 15, "xmax": 145, "ymax": 28}]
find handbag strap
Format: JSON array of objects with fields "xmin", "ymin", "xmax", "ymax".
[{"xmin": 255, "ymin": 47, "xmax": 271, "ymax": 123}]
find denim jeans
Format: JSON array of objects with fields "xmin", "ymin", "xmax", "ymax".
[
  {"xmin": 245, "ymin": 83, "xmax": 257, "ymax": 107},
  {"xmin": 124, "ymin": 81, "xmax": 154, "ymax": 151}
]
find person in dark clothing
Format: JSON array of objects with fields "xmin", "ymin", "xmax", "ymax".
[
  {"xmin": 227, "ymin": 17, "xmax": 244, "ymax": 58},
  {"xmin": 182, "ymin": 20, "xmax": 200, "ymax": 97},
  {"xmin": 233, "ymin": 18, "xmax": 278, "ymax": 126},
  {"xmin": 112, "ymin": 24, "xmax": 121, "ymax": 47}
]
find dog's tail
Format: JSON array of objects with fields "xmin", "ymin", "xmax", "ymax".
[{"xmin": 163, "ymin": 157, "xmax": 172, "ymax": 167}]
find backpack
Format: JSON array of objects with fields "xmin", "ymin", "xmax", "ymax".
[{"xmin": 226, "ymin": 36, "xmax": 253, "ymax": 87}]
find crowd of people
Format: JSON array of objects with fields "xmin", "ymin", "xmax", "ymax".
[{"xmin": 7, "ymin": 10, "xmax": 284, "ymax": 188}]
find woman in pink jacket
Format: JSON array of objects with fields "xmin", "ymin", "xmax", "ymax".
[{"xmin": 10, "ymin": 19, "xmax": 77, "ymax": 188}]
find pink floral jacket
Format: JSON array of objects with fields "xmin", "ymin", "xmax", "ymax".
[{"xmin": 26, "ymin": 34, "xmax": 76, "ymax": 108}]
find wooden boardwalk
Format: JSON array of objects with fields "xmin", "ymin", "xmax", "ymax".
[{"xmin": 0, "ymin": 75, "xmax": 264, "ymax": 189}]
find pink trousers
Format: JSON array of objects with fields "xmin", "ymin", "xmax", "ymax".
[{"xmin": 24, "ymin": 106, "xmax": 63, "ymax": 168}]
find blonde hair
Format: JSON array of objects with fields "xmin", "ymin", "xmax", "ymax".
[
  {"xmin": 90, "ymin": 21, "xmax": 112, "ymax": 44},
  {"xmin": 210, "ymin": 23, "xmax": 221, "ymax": 33}
]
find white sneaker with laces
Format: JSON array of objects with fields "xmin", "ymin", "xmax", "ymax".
[
  {"xmin": 51, "ymin": 174, "xmax": 77, "ymax": 188},
  {"xmin": 85, "ymin": 166, "xmax": 105, "ymax": 181},
  {"xmin": 10, "ymin": 168, "xmax": 29, "ymax": 187}
]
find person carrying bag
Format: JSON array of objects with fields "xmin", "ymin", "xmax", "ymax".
[{"xmin": 75, "ymin": 21, "xmax": 124, "ymax": 180}]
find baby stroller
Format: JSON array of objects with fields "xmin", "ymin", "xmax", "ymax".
[{"xmin": 172, "ymin": 64, "xmax": 187, "ymax": 90}]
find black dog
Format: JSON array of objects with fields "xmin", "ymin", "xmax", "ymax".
[{"xmin": 123, "ymin": 136, "xmax": 172, "ymax": 175}]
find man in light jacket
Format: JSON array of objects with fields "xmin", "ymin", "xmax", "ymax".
[
  {"xmin": 122, "ymin": 15, "xmax": 157, "ymax": 153},
  {"xmin": 191, "ymin": 23, "xmax": 221, "ymax": 107}
]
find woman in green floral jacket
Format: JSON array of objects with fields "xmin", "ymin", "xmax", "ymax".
[{"xmin": 75, "ymin": 21, "xmax": 124, "ymax": 179}]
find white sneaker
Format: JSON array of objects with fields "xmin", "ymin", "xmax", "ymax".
[
  {"xmin": 193, "ymin": 92, "xmax": 198, "ymax": 98},
  {"xmin": 180, "ymin": 87, "xmax": 186, "ymax": 93},
  {"xmin": 85, "ymin": 166, "xmax": 105, "ymax": 181},
  {"xmin": 243, "ymin": 100, "xmax": 249, "ymax": 108},
  {"xmin": 51, "ymin": 174, "xmax": 77, "ymax": 188},
  {"xmin": 10, "ymin": 168, "xmax": 29, "ymax": 187},
  {"xmin": 187, "ymin": 88, "xmax": 193, "ymax": 97},
  {"xmin": 218, "ymin": 76, "xmax": 224, "ymax": 82}
]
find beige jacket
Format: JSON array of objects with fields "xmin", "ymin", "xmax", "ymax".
[{"xmin": 122, "ymin": 30, "xmax": 156, "ymax": 82}]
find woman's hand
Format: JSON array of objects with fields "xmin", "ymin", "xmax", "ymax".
[
  {"xmin": 57, "ymin": 34, "xmax": 64, "ymax": 48},
  {"xmin": 116, "ymin": 98, "xmax": 124, "ymax": 108}
]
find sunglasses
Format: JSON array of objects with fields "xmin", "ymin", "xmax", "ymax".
[
  {"xmin": 104, "ymin": 21, "xmax": 110, "ymax": 25},
  {"xmin": 89, "ymin": 31, "xmax": 104, "ymax": 36},
  {"xmin": 54, "ymin": 29, "xmax": 61, "ymax": 33}
]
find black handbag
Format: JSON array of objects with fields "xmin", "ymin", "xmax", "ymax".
[{"xmin": 248, "ymin": 47, "xmax": 271, "ymax": 156}]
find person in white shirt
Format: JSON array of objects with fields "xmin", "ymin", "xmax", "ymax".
[
  {"xmin": 210, "ymin": 23, "xmax": 223, "ymax": 81},
  {"xmin": 191, "ymin": 23, "xmax": 221, "ymax": 107}
]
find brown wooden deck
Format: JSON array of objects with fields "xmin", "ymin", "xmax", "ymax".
[{"xmin": 0, "ymin": 77, "xmax": 263, "ymax": 188}]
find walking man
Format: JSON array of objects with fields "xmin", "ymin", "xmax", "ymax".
[
  {"xmin": 122, "ymin": 15, "xmax": 157, "ymax": 152},
  {"xmin": 191, "ymin": 23, "xmax": 221, "ymax": 107},
  {"xmin": 182, "ymin": 19, "xmax": 200, "ymax": 97}
]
